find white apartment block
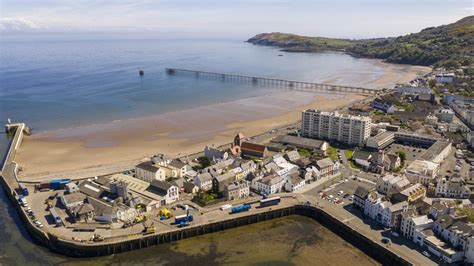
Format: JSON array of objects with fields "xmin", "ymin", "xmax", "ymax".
[{"xmin": 301, "ymin": 110, "xmax": 371, "ymax": 146}]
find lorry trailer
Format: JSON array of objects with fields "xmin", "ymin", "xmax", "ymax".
[
  {"xmin": 259, "ymin": 197, "xmax": 281, "ymax": 208},
  {"xmin": 174, "ymin": 214, "xmax": 193, "ymax": 225},
  {"xmin": 230, "ymin": 204, "xmax": 251, "ymax": 214}
]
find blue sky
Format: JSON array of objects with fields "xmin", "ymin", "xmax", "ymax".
[{"xmin": 1, "ymin": 0, "xmax": 472, "ymax": 38}]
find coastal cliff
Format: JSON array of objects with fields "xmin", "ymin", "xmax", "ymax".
[{"xmin": 248, "ymin": 16, "xmax": 474, "ymax": 69}]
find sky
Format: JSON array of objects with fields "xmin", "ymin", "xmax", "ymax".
[{"xmin": 0, "ymin": 0, "xmax": 472, "ymax": 39}]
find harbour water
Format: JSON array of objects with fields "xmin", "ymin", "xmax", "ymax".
[{"xmin": 0, "ymin": 34, "xmax": 424, "ymax": 264}]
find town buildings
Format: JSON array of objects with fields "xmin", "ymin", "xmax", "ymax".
[
  {"xmin": 405, "ymin": 159, "xmax": 439, "ymax": 185},
  {"xmin": 435, "ymin": 177, "xmax": 471, "ymax": 199},
  {"xmin": 223, "ymin": 181, "xmax": 250, "ymax": 200},
  {"xmin": 301, "ymin": 109, "xmax": 371, "ymax": 146}
]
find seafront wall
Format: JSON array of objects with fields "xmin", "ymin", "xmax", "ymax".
[{"xmin": 0, "ymin": 124, "xmax": 410, "ymax": 265}]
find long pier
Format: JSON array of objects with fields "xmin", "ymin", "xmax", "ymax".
[{"xmin": 166, "ymin": 68, "xmax": 380, "ymax": 95}]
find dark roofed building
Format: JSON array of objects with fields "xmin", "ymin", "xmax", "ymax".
[
  {"xmin": 241, "ymin": 142, "xmax": 268, "ymax": 158},
  {"xmin": 168, "ymin": 159, "xmax": 186, "ymax": 169},
  {"xmin": 78, "ymin": 181, "xmax": 105, "ymax": 199},
  {"xmin": 353, "ymin": 186, "xmax": 369, "ymax": 210},
  {"xmin": 71, "ymin": 203, "xmax": 95, "ymax": 222},
  {"xmin": 272, "ymin": 135, "xmax": 328, "ymax": 156},
  {"xmin": 148, "ymin": 180, "xmax": 173, "ymax": 197},
  {"xmin": 136, "ymin": 161, "xmax": 160, "ymax": 173},
  {"xmin": 147, "ymin": 180, "xmax": 179, "ymax": 204},
  {"xmin": 183, "ymin": 181, "xmax": 199, "ymax": 194}
]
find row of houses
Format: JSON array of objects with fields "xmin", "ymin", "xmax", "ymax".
[{"xmin": 355, "ymin": 172, "xmax": 474, "ymax": 264}]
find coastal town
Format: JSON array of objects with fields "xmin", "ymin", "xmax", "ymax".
[{"xmin": 2, "ymin": 64, "xmax": 473, "ymax": 264}]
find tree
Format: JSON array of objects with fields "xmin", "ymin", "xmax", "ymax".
[
  {"xmin": 396, "ymin": 151, "xmax": 407, "ymax": 162},
  {"xmin": 197, "ymin": 156, "xmax": 211, "ymax": 169}
]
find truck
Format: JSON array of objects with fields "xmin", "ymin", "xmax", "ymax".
[
  {"xmin": 50, "ymin": 207, "xmax": 63, "ymax": 227},
  {"xmin": 259, "ymin": 197, "xmax": 281, "ymax": 208},
  {"xmin": 174, "ymin": 214, "xmax": 193, "ymax": 226},
  {"xmin": 50, "ymin": 179, "xmax": 71, "ymax": 190},
  {"xmin": 230, "ymin": 203, "xmax": 251, "ymax": 214},
  {"xmin": 19, "ymin": 183, "xmax": 29, "ymax": 196}
]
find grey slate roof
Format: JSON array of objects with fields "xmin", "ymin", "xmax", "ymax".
[
  {"xmin": 316, "ymin": 158, "xmax": 334, "ymax": 169},
  {"xmin": 136, "ymin": 161, "xmax": 160, "ymax": 173},
  {"xmin": 168, "ymin": 159, "xmax": 187, "ymax": 169},
  {"xmin": 62, "ymin": 193, "xmax": 87, "ymax": 205},
  {"xmin": 354, "ymin": 186, "xmax": 369, "ymax": 199},
  {"xmin": 148, "ymin": 180, "xmax": 174, "ymax": 196}
]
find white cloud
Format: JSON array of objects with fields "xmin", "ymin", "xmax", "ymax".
[{"xmin": 0, "ymin": 17, "xmax": 43, "ymax": 32}]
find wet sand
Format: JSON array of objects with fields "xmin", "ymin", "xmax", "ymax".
[{"xmin": 16, "ymin": 91, "xmax": 363, "ymax": 178}]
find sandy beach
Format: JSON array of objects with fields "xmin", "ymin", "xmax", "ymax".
[
  {"xmin": 14, "ymin": 61, "xmax": 431, "ymax": 180},
  {"xmin": 16, "ymin": 91, "xmax": 362, "ymax": 179}
]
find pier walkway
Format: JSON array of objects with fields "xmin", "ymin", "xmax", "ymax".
[{"xmin": 166, "ymin": 68, "xmax": 381, "ymax": 95}]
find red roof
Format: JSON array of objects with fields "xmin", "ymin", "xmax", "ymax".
[{"xmin": 241, "ymin": 142, "xmax": 266, "ymax": 153}]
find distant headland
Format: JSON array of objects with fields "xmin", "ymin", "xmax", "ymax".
[{"xmin": 247, "ymin": 16, "xmax": 473, "ymax": 69}]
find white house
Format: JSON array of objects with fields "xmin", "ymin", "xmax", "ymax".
[
  {"xmin": 284, "ymin": 172, "xmax": 306, "ymax": 192},
  {"xmin": 204, "ymin": 144, "xmax": 229, "ymax": 161},
  {"xmin": 405, "ymin": 159, "xmax": 439, "ymax": 185},
  {"xmin": 255, "ymin": 174, "xmax": 285, "ymax": 195},
  {"xmin": 60, "ymin": 193, "xmax": 86, "ymax": 210},
  {"xmin": 194, "ymin": 172, "xmax": 213, "ymax": 191},
  {"xmin": 135, "ymin": 161, "xmax": 166, "ymax": 182},
  {"xmin": 148, "ymin": 180, "xmax": 179, "ymax": 205},
  {"xmin": 364, "ymin": 191, "xmax": 390, "ymax": 223},
  {"xmin": 435, "ymin": 177, "xmax": 471, "ymax": 199},
  {"xmin": 400, "ymin": 215, "xmax": 433, "ymax": 243},
  {"xmin": 376, "ymin": 174, "xmax": 410, "ymax": 195},
  {"xmin": 167, "ymin": 159, "xmax": 190, "ymax": 178}
]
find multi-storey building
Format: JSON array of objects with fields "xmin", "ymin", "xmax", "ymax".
[{"xmin": 301, "ymin": 110, "xmax": 371, "ymax": 146}]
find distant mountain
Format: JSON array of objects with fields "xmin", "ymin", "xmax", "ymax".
[{"xmin": 248, "ymin": 16, "xmax": 474, "ymax": 69}]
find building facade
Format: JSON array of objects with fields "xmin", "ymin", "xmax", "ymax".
[{"xmin": 301, "ymin": 110, "xmax": 371, "ymax": 146}]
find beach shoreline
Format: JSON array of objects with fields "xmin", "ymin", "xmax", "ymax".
[{"xmin": 15, "ymin": 90, "xmax": 364, "ymax": 180}]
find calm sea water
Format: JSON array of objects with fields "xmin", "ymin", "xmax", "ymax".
[{"xmin": 0, "ymin": 35, "xmax": 390, "ymax": 264}]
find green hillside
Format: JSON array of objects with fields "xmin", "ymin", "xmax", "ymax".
[{"xmin": 247, "ymin": 16, "xmax": 474, "ymax": 69}]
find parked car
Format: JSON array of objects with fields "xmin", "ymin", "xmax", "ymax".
[{"xmin": 422, "ymin": 251, "xmax": 430, "ymax": 257}]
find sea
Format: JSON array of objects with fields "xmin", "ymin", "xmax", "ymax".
[{"xmin": 0, "ymin": 33, "xmax": 399, "ymax": 264}]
